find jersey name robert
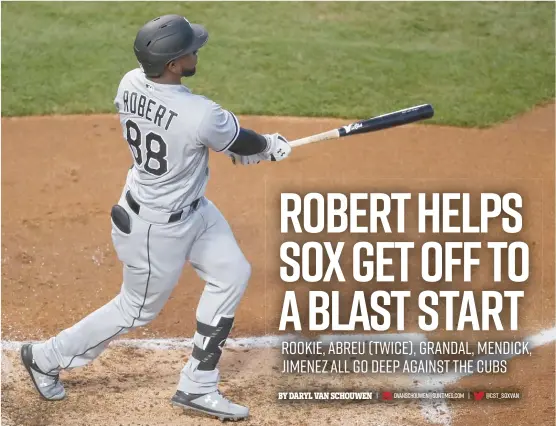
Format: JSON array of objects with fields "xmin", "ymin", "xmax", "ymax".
[
  {"xmin": 122, "ymin": 90, "xmax": 178, "ymax": 131},
  {"xmin": 113, "ymin": 68, "xmax": 241, "ymax": 212}
]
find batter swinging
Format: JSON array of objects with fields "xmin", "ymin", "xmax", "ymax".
[{"xmin": 21, "ymin": 14, "xmax": 291, "ymax": 421}]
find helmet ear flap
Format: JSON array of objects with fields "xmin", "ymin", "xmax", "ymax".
[{"xmin": 137, "ymin": 61, "xmax": 160, "ymax": 78}]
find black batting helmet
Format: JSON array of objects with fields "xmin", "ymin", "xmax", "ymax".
[{"xmin": 133, "ymin": 15, "xmax": 209, "ymax": 77}]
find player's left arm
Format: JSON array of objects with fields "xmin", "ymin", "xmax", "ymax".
[{"xmin": 196, "ymin": 102, "xmax": 291, "ymax": 165}]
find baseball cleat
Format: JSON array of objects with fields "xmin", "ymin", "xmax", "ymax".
[
  {"xmin": 171, "ymin": 389, "xmax": 249, "ymax": 421},
  {"xmin": 20, "ymin": 344, "xmax": 66, "ymax": 401}
]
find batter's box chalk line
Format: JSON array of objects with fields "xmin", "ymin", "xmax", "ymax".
[{"xmin": 3, "ymin": 327, "xmax": 556, "ymax": 426}]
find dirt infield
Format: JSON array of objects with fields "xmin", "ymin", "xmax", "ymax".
[{"xmin": 1, "ymin": 105, "xmax": 555, "ymax": 425}]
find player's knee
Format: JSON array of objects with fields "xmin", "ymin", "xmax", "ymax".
[
  {"xmin": 117, "ymin": 294, "xmax": 161, "ymax": 327},
  {"xmin": 235, "ymin": 256, "xmax": 251, "ymax": 288},
  {"xmin": 223, "ymin": 255, "xmax": 250, "ymax": 295},
  {"xmin": 138, "ymin": 308, "xmax": 160, "ymax": 324},
  {"xmin": 116, "ymin": 295, "xmax": 136, "ymax": 326},
  {"xmin": 126, "ymin": 306, "xmax": 161, "ymax": 327}
]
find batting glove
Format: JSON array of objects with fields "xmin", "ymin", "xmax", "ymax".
[
  {"xmin": 262, "ymin": 133, "xmax": 291, "ymax": 162},
  {"xmin": 227, "ymin": 152, "xmax": 262, "ymax": 166}
]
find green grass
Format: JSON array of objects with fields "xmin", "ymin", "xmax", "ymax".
[{"xmin": 1, "ymin": 2, "xmax": 554, "ymax": 126}]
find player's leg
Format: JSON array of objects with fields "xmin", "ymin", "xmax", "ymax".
[
  {"xmin": 24, "ymin": 198, "xmax": 199, "ymax": 400},
  {"xmin": 171, "ymin": 198, "xmax": 251, "ymax": 420}
]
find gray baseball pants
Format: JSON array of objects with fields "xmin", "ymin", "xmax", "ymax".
[{"xmin": 32, "ymin": 187, "xmax": 251, "ymax": 394}]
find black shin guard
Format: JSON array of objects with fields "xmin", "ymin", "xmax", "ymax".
[{"xmin": 191, "ymin": 317, "xmax": 234, "ymax": 371}]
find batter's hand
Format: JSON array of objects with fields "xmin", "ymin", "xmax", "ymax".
[
  {"xmin": 227, "ymin": 152, "xmax": 262, "ymax": 166},
  {"xmin": 262, "ymin": 133, "xmax": 291, "ymax": 162}
]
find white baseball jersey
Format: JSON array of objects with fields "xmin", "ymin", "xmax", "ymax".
[{"xmin": 113, "ymin": 68, "xmax": 240, "ymax": 213}]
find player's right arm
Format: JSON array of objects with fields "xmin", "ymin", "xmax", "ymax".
[{"xmin": 196, "ymin": 102, "xmax": 291, "ymax": 164}]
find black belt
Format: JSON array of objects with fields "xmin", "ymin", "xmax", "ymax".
[{"xmin": 125, "ymin": 191, "xmax": 200, "ymax": 223}]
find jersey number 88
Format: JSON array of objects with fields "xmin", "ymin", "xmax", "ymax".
[{"xmin": 125, "ymin": 119, "xmax": 168, "ymax": 176}]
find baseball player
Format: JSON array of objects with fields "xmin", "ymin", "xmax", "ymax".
[{"xmin": 21, "ymin": 14, "xmax": 291, "ymax": 421}]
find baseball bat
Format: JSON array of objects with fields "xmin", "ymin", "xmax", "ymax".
[{"xmin": 289, "ymin": 104, "xmax": 434, "ymax": 148}]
